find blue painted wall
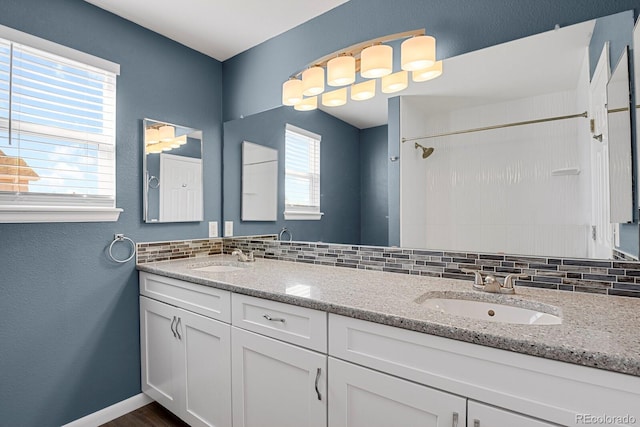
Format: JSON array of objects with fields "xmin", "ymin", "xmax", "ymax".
[
  {"xmin": 360, "ymin": 125, "xmax": 389, "ymax": 246},
  {"xmin": 0, "ymin": 0, "xmax": 222, "ymax": 426},
  {"xmin": 2, "ymin": 1, "xmax": 640, "ymax": 426},
  {"xmin": 223, "ymin": 106, "xmax": 361, "ymax": 243},
  {"xmin": 222, "ymin": 0, "xmax": 640, "ymax": 121}
]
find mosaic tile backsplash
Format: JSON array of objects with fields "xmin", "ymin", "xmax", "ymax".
[
  {"xmin": 224, "ymin": 237, "xmax": 640, "ymax": 299},
  {"xmin": 138, "ymin": 236, "xmax": 640, "ymax": 298},
  {"xmin": 136, "ymin": 238, "xmax": 223, "ymax": 263}
]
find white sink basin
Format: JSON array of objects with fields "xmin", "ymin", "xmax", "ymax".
[{"xmin": 422, "ymin": 298, "xmax": 562, "ymax": 325}]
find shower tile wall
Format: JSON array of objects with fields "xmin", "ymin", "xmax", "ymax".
[{"xmin": 400, "ymin": 88, "xmax": 592, "ymax": 258}]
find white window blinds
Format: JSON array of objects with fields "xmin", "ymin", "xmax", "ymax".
[
  {"xmin": 284, "ymin": 124, "xmax": 323, "ymax": 220},
  {"xmin": 0, "ymin": 27, "xmax": 120, "ymax": 222}
]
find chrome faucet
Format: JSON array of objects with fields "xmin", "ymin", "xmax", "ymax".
[
  {"xmin": 461, "ymin": 269, "xmax": 527, "ymax": 294},
  {"xmin": 232, "ymin": 249, "xmax": 255, "ymax": 262}
]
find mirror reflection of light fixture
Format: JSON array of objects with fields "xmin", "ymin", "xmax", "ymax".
[
  {"xmin": 145, "ymin": 126, "xmax": 191, "ymax": 154},
  {"xmin": 294, "ymin": 96, "xmax": 318, "ymax": 111},
  {"xmin": 412, "ymin": 60, "xmax": 443, "ymax": 82},
  {"xmin": 381, "ymin": 70, "xmax": 408, "ymax": 93},
  {"xmin": 322, "ymin": 87, "xmax": 347, "ymax": 107},
  {"xmin": 159, "ymin": 125, "xmax": 175, "ymax": 141},
  {"xmin": 361, "ymin": 44, "xmax": 393, "ymax": 78},
  {"xmin": 351, "ymin": 79, "xmax": 376, "ymax": 101},
  {"xmin": 327, "ymin": 55, "xmax": 356, "ymax": 86},
  {"xmin": 282, "ymin": 28, "xmax": 441, "ymax": 110},
  {"xmin": 145, "ymin": 128, "xmax": 159, "ymax": 144}
]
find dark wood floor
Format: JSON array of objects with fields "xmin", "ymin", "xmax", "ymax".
[{"xmin": 100, "ymin": 402, "xmax": 190, "ymax": 427}]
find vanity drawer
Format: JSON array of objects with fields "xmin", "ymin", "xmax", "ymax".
[
  {"xmin": 231, "ymin": 293, "xmax": 327, "ymax": 352},
  {"xmin": 139, "ymin": 272, "xmax": 231, "ymax": 323}
]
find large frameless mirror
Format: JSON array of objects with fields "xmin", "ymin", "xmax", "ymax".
[{"xmin": 143, "ymin": 118, "xmax": 203, "ymax": 223}]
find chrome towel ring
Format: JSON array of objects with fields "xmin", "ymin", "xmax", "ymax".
[
  {"xmin": 279, "ymin": 227, "xmax": 292, "ymax": 241},
  {"xmin": 108, "ymin": 234, "xmax": 136, "ymax": 263}
]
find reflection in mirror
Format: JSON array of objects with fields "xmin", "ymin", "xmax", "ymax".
[
  {"xmin": 143, "ymin": 118, "xmax": 203, "ymax": 223},
  {"xmin": 606, "ymin": 47, "xmax": 633, "ymax": 224},
  {"xmin": 222, "ymin": 12, "xmax": 636, "ymax": 260},
  {"xmin": 242, "ymin": 141, "xmax": 278, "ymax": 221}
]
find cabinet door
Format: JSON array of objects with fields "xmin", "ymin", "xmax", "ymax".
[
  {"xmin": 140, "ymin": 296, "xmax": 180, "ymax": 415},
  {"xmin": 232, "ymin": 327, "xmax": 326, "ymax": 427},
  {"xmin": 329, "ymin": 357, "xmax": 466, "ymax": 427},
  {"xmin": 467, "ymin": 401, "xmax": 557, "ymax": 427},
  {"xmin": 176, "ymin": 307, "xmax": 231, "ymax": 427}
]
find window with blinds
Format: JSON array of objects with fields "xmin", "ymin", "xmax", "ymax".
[
  {"xmin": 284, "ymin": 124, "xmax": 323, "ymax": 220},
  {"xmin": 0, "ymin": 26, "xmax": 120, "ymax": 222}
]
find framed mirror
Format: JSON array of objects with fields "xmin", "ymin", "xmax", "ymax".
[
  {"xmin": 143, "ymin": 118, "xmax": 203, "ymax": 223},
  {"xmin": 242, "ymin": 141, "xmax": 278, "ymax": 221}
]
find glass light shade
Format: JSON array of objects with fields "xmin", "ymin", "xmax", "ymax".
[
  {"xmin": 322, "ymin": 88, "xmax": 347, "ymax": 107},
  {"xmin": 351, "ymin": 80, "xmax": 376, "ymax": 101},
  {"xmin": 302, "ymin": 66, "xmax": 325, "ymax": 96},
  {"xmin": 158, "ymin": 125, "xmax": 175, "ymax": 141},
  {"xmin": 145, "ymin": 128, "xmax": 159, "ymax": 144},
  {"xmin": 294, "ymin": 96, "xmax": 318, "ymax": 111},
  {"xmin": 282, "ymin": 78, "xmax": 303, "ymax": 105},
  {"xmin": 327, "ymin": 55, "xmax": 355, "ymax": 86},
  {"xmin": 412, "ymin": 60, "xmax": 443, "ymax": 82},
  {"xmin": 360, "ymin": 44, "xmax": 393, "ymax": 78},
  {"xmin": 174, "ymin": 135, "xmax": 188, "ymax": 145},
  {"xmin": 401, "ymin": 35, "xmax": 436, "ymax": 71},
  {"xmin": 381, "ymin": 70, "xmax": 408, "ymax": 93}
]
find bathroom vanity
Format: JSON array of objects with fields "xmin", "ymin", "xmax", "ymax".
[{"xmin": 137, "ymin": 255, "xmax": 640, "ymax": 427}]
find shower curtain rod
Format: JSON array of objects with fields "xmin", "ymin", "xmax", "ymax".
[{"xmin": 401, "ymin": 111, "xmax": 588, "ymax": 143}]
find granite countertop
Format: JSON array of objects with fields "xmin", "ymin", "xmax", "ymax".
[{"xmin": 138, "ymin": 255, "xmax": 640, "ymax": 377}]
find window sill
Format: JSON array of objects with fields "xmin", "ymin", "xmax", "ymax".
[
  {"xmin": 284, "ymin": 211, "xmax": 324, "ymax": 221},
  {"xmin": 0, "ymin": 206, "xmax": 123, "ymax": 223}
]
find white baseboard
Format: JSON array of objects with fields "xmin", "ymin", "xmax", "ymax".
[{"xmin": 62, "ymin": 393, "xmax": 153, "ymax": 427}]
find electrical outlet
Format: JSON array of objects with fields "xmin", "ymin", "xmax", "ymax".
[
  {"xmin": 208, "ymin": 221, "xmax": 218, "ymax": 238},
  {"xmin": 224, "ymin": 221, "xmax": 233, "ymax": 237}
]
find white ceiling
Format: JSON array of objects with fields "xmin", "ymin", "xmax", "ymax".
[{"xmin": 84, "ymin": 0, "xmax": 349, "ymax": 61}]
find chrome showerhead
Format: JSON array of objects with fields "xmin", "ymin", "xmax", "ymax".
[{"xmin": 415, "ymin": 142, "xmax": 434, "ymax": 159}]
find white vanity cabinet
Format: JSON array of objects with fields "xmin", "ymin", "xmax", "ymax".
[
  {"xmin": 139, "ymin": 273, "xmax": 232, "ymax": 427},
  {"xmin": 329, "ymin": 314, "xmax": 640, "ymax": 427},
  {"xmin": 231, "ymin": 294, "xmax": 327, "ymax": 427},
  {"xmin": 328, "ymin": 357, "xmax": 465, "ymax": 427}
]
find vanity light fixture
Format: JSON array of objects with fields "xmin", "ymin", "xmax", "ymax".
[
  {"xmin": 327, "ymin": 54, "xmax": 356, "ymax": 86},
  {"xmin": 282, "ymin": 77, "xmax": 303, "ymax": 106},
  {"xmin": 360, "ymin": 43, "xmax": 393, "ymax": 78},
  {"xmin": 294, "ymin": 96, "xmax": 318, "ymax": 111},
  {"xmin": 282, "ymin": 28, "xmax": 442, "ymax": 110},
  {"xmin": 322, "ymin": 87, "xmax": 348, "ymax": 107},
  {"xmin": 412, "ymin": 60, "xmax": 443, "ymax": 82},
  {"xmin": 401, "ymin": 35, "xmax": 436, "ymax": 71},
  {"xmin": 302, "ymin": 66, "xmax": 324, "ymax": 96}
]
